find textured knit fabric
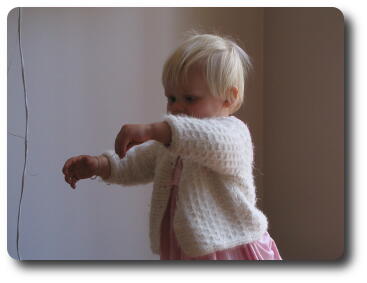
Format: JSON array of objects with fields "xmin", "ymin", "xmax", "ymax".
[
  {"xmin": 160, "ymin": 156, "xmax": 282, "ymax": 260},
  {"xmin": 100, "ymin": 114, "xmax": 269, "ymax": 257}
]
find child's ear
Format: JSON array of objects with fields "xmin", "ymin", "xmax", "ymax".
[{"xmin": 224, "ymin": 87, "xmax": 239, "ymax": 107}]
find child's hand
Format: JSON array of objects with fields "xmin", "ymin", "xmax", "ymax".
[
  {"xmin": 62, "ymin": 155, "xmax": 99, "ymax": 189},
  {"xmin": 115, "ymin": 124, "xmax": 153, "ymax": 158}
]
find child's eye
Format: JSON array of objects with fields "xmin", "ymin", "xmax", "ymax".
[
  {"xmin": 167, "ymin": 96, "xmax": 176, "ymax": 103},
  {"xmin": 185, "ymin": 96, "xmax": 196, "ymax": 103}
]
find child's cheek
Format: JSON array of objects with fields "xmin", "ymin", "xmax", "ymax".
[
  {"xmin": 191, "ymin": 103, "xmax": 203, "ymax": 114},
  {"xmin": 192, "ymin": 103, "xmax": 211, "ymax": 117}
]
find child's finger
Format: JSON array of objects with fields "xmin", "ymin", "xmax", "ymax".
[
  {"xmin": 62, "ymin": 158, "xmax": 72, "ymax": 175},
  {"xmin": 69, "ymin": 176, "xmax": 77, "ymax": 189},
  {"xmin": 115, "ymin": 136, "xmax": 120, "ymax": 157},
  {"xmin": 67, "ymin": 164, "xmax": 75, "ymax": 179},
  {"xmin": 120, "ymin": 138, "xmax": 130, "ymax": 158},
  {"xmin": 64, "ymin": 158, "xmax": 78, "ymax": 177},
  {"xmin": 65, "ymin": 175, "xmax": 75, "ymax": 189}
]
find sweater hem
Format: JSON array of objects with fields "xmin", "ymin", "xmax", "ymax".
[
  {"xmin": 152, "ymin": 231, "xmax": 268, "ymax": 258},
  {"xmin": 179, "ymin": 232, "xmax": 268, "ymax": 258}
]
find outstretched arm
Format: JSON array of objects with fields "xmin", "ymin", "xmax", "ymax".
[
  {"xmin": 112, "ymin": 114, "xmax": 253, "ymax": 178},
  {"xmin": 101, "ymin": 140, "xmax": 158, "ymax": 186},
  {"xmin": 100, "ymin": 120, "xmax": 172, "ymax": 186}
]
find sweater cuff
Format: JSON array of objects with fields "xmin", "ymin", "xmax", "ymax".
[
  {"xmin": 99, "ymin": 150, "xmax": 121, "ymax": 184},
  {"xmin": 163, "ymin": 114, "xmax": 186, "ymax": 155}
]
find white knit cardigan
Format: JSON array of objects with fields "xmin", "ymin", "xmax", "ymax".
[{"xmin": 100, "ymin": 114, "xmax": 268, "ymax": 257}]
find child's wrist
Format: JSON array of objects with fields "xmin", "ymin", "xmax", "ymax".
[
  {"xmin": 95, "ymin": 155, "xmax": 110, "ymax": 179},
  {"xmin": 149, "ymin": 122, "xmax": 171, "ymax": 146}
]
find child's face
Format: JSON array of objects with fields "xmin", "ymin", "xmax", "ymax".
[{"xmin": 165, "ymin": 64, "xmax": 230, "ymax": 118}]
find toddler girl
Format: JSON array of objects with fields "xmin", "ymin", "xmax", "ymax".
[{"xmin": 62, "ymin": 32, "xmax": 282, "ymax": 260}]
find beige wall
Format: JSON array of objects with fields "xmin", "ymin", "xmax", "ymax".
[{"xmin": 263, "ymin": 8, "xmax": 344, "ymax": 260}]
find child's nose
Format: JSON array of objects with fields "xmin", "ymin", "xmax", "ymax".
[{"xmin": 170, "ymin": 102, "xmax": 186, "ymax": 115}]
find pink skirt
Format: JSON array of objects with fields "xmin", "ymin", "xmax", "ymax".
[{"xmin": 159, "ymin": 183, "xmax": 283, "ymax": 260}]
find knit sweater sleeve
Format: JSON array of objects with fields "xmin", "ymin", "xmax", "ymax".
[
  {"xmin": 99, "ymin": 140, "xmax": 158, "ymax": 186},
  {"xmin": 163, "ymin": 114, "xmax": 254, "ymax": 176}
]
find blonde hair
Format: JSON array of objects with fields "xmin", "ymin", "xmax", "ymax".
[{"xmin": 162, "ymin": 31, "xmax": 252, "ymax": 113}]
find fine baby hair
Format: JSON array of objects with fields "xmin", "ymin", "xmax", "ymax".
[{"xmin": 162, "ymin": 31, "xmax": 253, "ymax": 113}]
